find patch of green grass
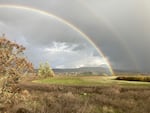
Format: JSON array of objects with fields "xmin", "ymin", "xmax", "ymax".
[
  {"xmin": 33, "ymin": 76, "xmax": 150, "ymax": 87},
  {"xmin": 34, "ymin": 76, "xmax": 103, "ymax": 86}
]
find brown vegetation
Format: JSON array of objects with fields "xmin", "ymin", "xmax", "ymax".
[
  {"xmin": 3, "ymin": 83, "xmax": 150, "ymax": 113},
  {"xmin": 116, "ymin": 76, "xmax": 150, "ymax": 82},
  {"xmin": 0, "ymin": 36, "xmax": 34, "ymax": 111}
]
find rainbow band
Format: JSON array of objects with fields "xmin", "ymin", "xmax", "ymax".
[
  {"xmin": 79, "ymin": 1, "xmax": 140, "ymax": 71},
  {"xmin": 0, "ymin": 4, "xmax": 114, "ymax": 75}
]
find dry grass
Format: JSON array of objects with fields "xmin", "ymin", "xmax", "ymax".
[{"xmin": 1, "ymin": 85, "xmax": 150, "ymax": 113}]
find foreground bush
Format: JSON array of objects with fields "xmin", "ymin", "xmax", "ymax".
[{"xmin": 0, "ymin": 36, "xmax": 34, "ymax": 111}]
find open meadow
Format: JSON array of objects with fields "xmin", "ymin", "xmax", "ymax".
[{"xmin": 34, "ymin": 75, "xmax": 150, "ymax": 87}]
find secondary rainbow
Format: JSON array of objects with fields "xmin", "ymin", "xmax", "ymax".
[
  {"xmin": 79, "ymin": 1, "xmax": 140, "ymax": 71},
  {"xmin": 0, "ymin": 4, "xmax": 114, "ymax": 75}
]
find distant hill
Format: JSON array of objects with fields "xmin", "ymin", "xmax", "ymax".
[
  {"xmin": 52, "ymin": 67, "xmax": 111, "ymax": 75},
  {"xmin": 35, "ymin": 67, "xmax": 147, "ymax": 75}
]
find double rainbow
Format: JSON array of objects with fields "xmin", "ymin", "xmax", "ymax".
[{"xmin": 0, "ymin": 4, "xmax": 114, "ymax": 75}]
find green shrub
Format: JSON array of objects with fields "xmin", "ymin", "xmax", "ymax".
[{"xmin": 38, "ymin": 62, "xmax": 55, "ymax": 78}]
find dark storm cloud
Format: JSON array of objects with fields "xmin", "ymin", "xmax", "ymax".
[
  {"xmin": 82, "ymin": 0, "xmax": 150, "ymax": 72},
  {"xmin": 0, "ymin": 0, "xmax": 150, "ymax": 72},
  {"xmin": 0, "ymin": 8, "xmax": 87, "ymax": 44}
]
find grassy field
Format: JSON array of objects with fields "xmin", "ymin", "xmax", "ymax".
[
  {"xmin": 21, "ymin": 75, "xmax": 150, "ymax": 113},
  {"xmin": 34, "ymin": 76, "xmax": 150, "ymax": 87}
]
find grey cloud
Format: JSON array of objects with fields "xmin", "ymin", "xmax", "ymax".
[
  {"xmin": 24, "ymin": 41, "xmax": 106, "ymax": 69},
  {"xmin": 0, "ymin": 8, "xmax": 88, "ymax": 44}
]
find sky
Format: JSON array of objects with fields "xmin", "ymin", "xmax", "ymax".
[{"xmin": 0, "ymin": 0, "xmax": 150, "ymax": 72}]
